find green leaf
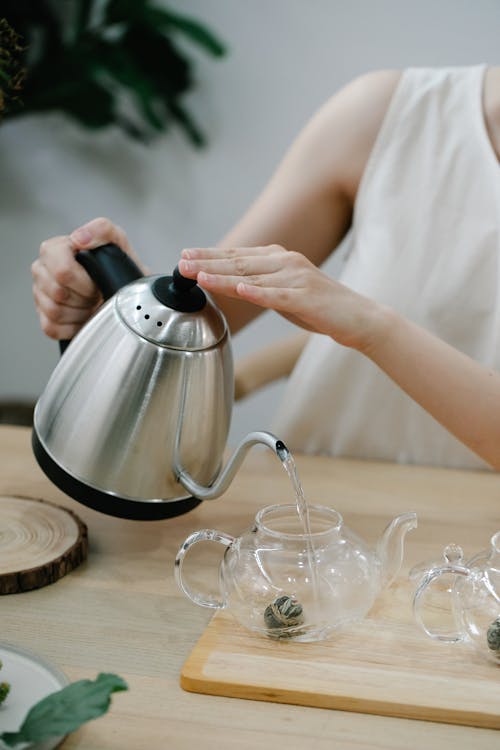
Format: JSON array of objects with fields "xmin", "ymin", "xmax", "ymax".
[
  {"xmin": 104, "ymin": 1, "xmax": 226, "ymax": 57},
  {"xmin": 0, "ymin": 681, "xmax": 10, "ymax": 706},
  {"xmin": 168, "ymin": 99, "xmax": 205, "ymax": 147},
  {"xmin": 145, "ymin": 8, "xmax": 227, "ymax": 57},
  {"xmin": 0, "ymin": 672, "xmax": 128, "ymax": 748},
  {"xmin": 87, "ymin": 44, "xmax": 165, "ymax": 130},
  {"xmin": 105, "ymin": 0, "xmax": 148, "ymax": 24},
  {"xmin": 121, "ymin": 27, "xmax": 192, "ymax": 96}
]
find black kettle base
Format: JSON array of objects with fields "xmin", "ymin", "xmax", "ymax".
[{"xmin": 32, "ymin": 429, "xmax": 202, "ymax": 521}]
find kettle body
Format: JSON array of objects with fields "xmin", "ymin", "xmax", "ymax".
[
  {"xmin": 33, "ymin": 245, "xmax": 288, "ymax": 521},
  {"xmin": 33, "ymin": 247, "xmax": 235, "ymax": 519}
]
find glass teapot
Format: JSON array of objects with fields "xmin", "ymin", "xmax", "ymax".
[
  {"xmin": 412, "ymin": 531, "xmax": 500, "ymax": 664},
  {"xmin": 175, "ymin": 503, "xmax": 417, "ymax": 642}
]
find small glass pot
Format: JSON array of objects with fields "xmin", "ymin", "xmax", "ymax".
[{"xmin": 412, "ymin": 531, "xmax": 500, "ymax": 664}]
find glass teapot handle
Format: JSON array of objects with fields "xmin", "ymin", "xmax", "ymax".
[
  {"xmin": 413, "ymin": 544, "xmax": 471, "ymax": 643},
  {"xmin": 174, "ymin": 529, "xmax": 235, "ymax": 609}
]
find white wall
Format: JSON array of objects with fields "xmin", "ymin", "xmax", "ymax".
[{"xmin": 1, "ymin": 0, "xmax": 499, "ymax": 445}]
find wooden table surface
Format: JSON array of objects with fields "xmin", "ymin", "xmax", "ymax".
[{"xmin": 1, "ymin": 425, "xmax": 499, "ymax": 749}]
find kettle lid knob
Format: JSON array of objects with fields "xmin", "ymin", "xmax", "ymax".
[
  {"xmin": 152, "ymin": 266, "xmax": 206, "ymax": 312},
  {"xmin": 172, "ymin": 266, "xmax": 197, "ymax": 292}
]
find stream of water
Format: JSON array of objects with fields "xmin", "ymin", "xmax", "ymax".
[{"xmin": 281, "ymin": 453, "xmax": 320, "ymax": 605}]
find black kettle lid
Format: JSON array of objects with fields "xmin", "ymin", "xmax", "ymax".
[
  {"xmin": 116, "ymin": 271, "xmax": 227, "ymax": 351},
  {"xmin": 151, "ymin": 266, "xmax": 207, "ymax": 312}
]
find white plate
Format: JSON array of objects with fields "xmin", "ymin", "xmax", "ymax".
[{"xmin": 0, "ymin": 642, "xmax": 68, "ymax": 750}]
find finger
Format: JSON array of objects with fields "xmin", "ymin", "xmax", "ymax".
[
  {"xmin": 235, "ymin": 282, "xmax": 298, "ymax": 310},
  {"xmin": 33, "ymin": 285, "xmax": 99, "ymax": 326},
  {"xmin": 69, "ymin": 217, "xmax": 148, "ymax": 273},
  {"xmin": 196, "ymin": 270, "xmax": 305, "ymax": 306},
  {"xmin": 178, "ymin": 253, "xmax": 283, "ymax": 280},
  {"xmin": 38, "ymin": 310, "xmax": 89, "ymax": 341},
  {"xmin": 198, "ymin": 260, "xmax": 313, "ymax": 292},
  {"xmin": 182, "ymin": 246, "xmax": 283, "ymax": 260},
  {"xmin": 38, "ymin": 236, "xmax": 100, "ymax": 299},
  {"xmin": 70, "ymin": 217, "xmax": 132, "ymax": 254},
  {"xmin": 237, "ymin": 284, "xmax": 316, "ymax": 331},
  {"xmin": 32, "ymin": 257, "xmax": 100, "ymax": 309},
  {"xmin": 195, "ymin": 272, "xmax": 248, "ymax": 298},
  {"xmin": 234, "ymin": 282, "xmax": 316, "ymax": 331}
]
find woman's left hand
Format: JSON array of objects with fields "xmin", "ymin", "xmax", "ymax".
[{"xmin": 178, "ymin": 245, "xmax": 387, "ymax": 352}]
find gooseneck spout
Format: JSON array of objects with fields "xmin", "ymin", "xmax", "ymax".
[
  {"xmin": 377, "ymin": 512, "xmax": 418, "ymax": 588},
  {"xmin": 176, "ymin": 431, "xmax": 290, "ymax": 501}
]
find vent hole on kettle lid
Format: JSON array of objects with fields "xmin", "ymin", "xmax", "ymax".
[
  {"xmin": 144, "ymin": 314, "xmax": 150, "ymax": 319},
  {"xmin": 136, "ymin": 305, "xmax": 142, "ymax": 310},
  {"xmin": 157, "ymin": 321, "xmax": 163, "ymax": 327}
]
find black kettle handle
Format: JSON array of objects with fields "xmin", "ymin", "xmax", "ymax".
[{"xmin": 59, "ymin": 243, "xmax": 144, "ymax": 354}]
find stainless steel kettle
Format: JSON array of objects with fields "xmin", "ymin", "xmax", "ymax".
[{"xmin": 32, "ymin": 244, "xmax": 288, "ymax": 520}]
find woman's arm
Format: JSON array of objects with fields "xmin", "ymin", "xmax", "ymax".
[
  {"xmin": 179, "ymin": 245, "xmax": 500, "ymax": 470},
  {"xmin": 31, "ymin": 70, "xmax": 400, "ymax": 339},
  {"xmin": 212, "ymin": 69, "xmax": 400, "ymax": 332},
  {"xmin": 365, "ymin": 311, "xmax": 500, "ymax": 470}
]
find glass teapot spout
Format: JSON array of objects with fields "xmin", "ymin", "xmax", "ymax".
[
  {"xmin": 176, "ymin": 431, "xmax": 289, "ymax": 501},
  {"xmin": 377, "ymin": 512, "xmax": 418, "ymax": 588}
]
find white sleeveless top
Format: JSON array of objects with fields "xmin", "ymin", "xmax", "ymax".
[{"xmin": 272, "ymin": 66, "xmax": 500, "ymax": 469}]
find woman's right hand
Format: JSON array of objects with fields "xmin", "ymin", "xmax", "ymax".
[{"xmin": 32, "ymin": 217, "xmax": 146, "ymax": 340}]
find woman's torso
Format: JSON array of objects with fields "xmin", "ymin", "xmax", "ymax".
[{"xmin": 273, "ymin": 65, "xmax": 500, "ymax": 469}]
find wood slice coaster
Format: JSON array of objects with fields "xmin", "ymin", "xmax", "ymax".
[{"xmin": 0, "ymin": 495, "xmax": 88, "ymax": 594}]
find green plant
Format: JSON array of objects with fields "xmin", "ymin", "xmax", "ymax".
[
  {"xmin": 0, "ymin": 672, "xmax": 127, "ymax": 748},
  {"xmin": 0, "ymin": 659, "xmax": 11, "ymax": 705},
  {"xmin": 0, "ymin": 18, "xmax": 25, "ymax": 117},
  {"xmin": 1, "ymin": 0, "xmax": 227, "ymax": 145}
]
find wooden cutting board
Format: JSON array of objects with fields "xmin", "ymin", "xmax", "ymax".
[{"xmin": 181, "ymin": 579, "xmax": 500, "ymax": 728}]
